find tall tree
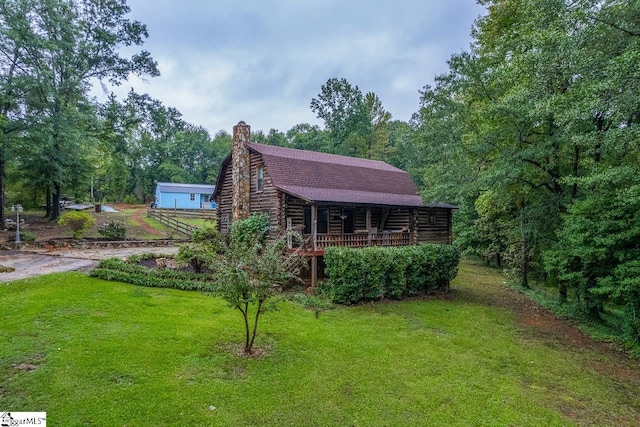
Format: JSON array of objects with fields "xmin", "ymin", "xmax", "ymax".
[
  {"xmin": 310, "ymin": 77, "xmax": 365, "ymax": 154},
  {"xmin": 2, "ymin": 0, "xmax": 158, "ymax": 219},
  {"xmin": 415, "ymin": 0, "xmax": 589, "ymax": 285},
  {"xmin": 360, "ymin": 92, "xmax": 392, "ymax": 160},
  {"xmin": 310, "ymin": 78, "xmax": 395, "ymax": 159},
  {"xmin": 285, "ymin": 123, "xmax": 330, "ymax": 152},
  {"xmin": 413, "ymin": 0, "xmax": 640, "ymax": 340},
  {"xmin": 0, "ymin": 0, "xmax": 38, "ymax": 223},
  {"xmin": 544, "ymin": 0, "xmax": 640, "ymax": 331}
]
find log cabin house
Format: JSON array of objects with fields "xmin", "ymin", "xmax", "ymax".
[{"xmin": 211, "ymin": 121, "xmax": 457, "ymax": 286}]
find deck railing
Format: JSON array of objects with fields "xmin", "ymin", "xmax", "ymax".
[{"xmin": 313, "ymin": 231, "xmax": 410, "ymax": 250}]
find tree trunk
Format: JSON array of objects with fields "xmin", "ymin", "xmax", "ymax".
[
  {"xmin": 0, "ymin": 146, "xmax": 4, "ymax": 226},
  {"xmin": 45, "ymin": 186, "xmax": 52, "ymax": 218},
  {"xmin": 581, "ymin": 276, "xmax": 602, "ymax": 321},
  {"xmin": 520, "ymin": 200, "xmax": 529, "ymax": 289},
  {"xmin": 1, "ymin": 48, "xmax": 20, "ymax": 227},
  {"xmin": 247, "ymin": 300, "xmax": 263, "ymax": 354},
  {"xmin": 558, "ymin": 283, "xmax": 567, "ymax": 304},
  {"xmin": 51, "ymin": 182, "xmax": 61, "ymax": 221},
  {"xmin": 520, "ymin": 235, "xmax": 529, "ymax": 289},
  {"xmin": 241, "ymin": 304, "xmax": 250, "ymax": 353}
]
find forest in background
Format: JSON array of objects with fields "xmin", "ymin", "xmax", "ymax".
[{"xmin": 2, "ymin": 0, "xmax": 639, "ymax": 344}]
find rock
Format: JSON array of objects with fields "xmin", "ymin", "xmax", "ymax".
[{"xmin": 155, "ymin": 258, "xmax": 179, "ymax": 269}]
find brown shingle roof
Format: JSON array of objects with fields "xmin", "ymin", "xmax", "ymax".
[{"xmin": 247, "ymin": 143, "xmax": 425, "ymax": 207}]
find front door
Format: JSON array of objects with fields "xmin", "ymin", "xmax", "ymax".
[
  {"xmin": 304, "ymin": 206, "xmax": 329, "ymax": 234},
  {"xmin": 317, "ymin": 208, "xmax": 328, "ymax": 234}
]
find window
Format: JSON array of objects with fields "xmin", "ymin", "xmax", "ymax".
[
  {"xmin": 429, "ymin": 211, "xmax": 437, "ymax": 225},
  {"xmin": 189, "ymin": 193, "xmax": 195, "ymax": 201},
  {"xmin": 257, "ymin": 167, "xmax": 264, "ymax": 191}
]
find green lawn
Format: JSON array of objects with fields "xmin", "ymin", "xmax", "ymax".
[
  {"xmin": 174, "ymin": 217, "xmax": 216, "ymax": 227},
  {"xmin": 1, "ymin": 263, "xmax": 638, "ymax": 426}
]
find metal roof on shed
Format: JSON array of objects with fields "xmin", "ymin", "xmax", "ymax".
[{"xmin": 157, "ymin": 183, "xmax": 215, "ymax": 194}]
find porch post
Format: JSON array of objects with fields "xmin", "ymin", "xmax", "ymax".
[
  {"xmin": 366, "ymin": 207, "xmax": 372, "ymax": 246},
  {"xmin": 311, "ymin": 204, "xmax": 317, "ymax": 251},
  {"xmin": 410, "ymin": 208, "xmax": 418, "ymax": 245},
  {"xmin": 311, "ymin": 256, "xmax": 318, "ymax": 288},
  {"xmin": 365, "ymin": 207, "xmax": 371, "ymax": 230},
  {"xmin": 311, "ymin": 204, "xmax": 318, "ymax": 288}
]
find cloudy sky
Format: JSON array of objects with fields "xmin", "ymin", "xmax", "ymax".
[{"xmin": 99, "ymin": 0, "xmax": 485, "ymax": 135}]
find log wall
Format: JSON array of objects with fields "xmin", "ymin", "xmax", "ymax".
[
  {"xmin": 215, "ymin": 168, "xmax": 234, "ymax": 232},
  {"xmin": 248, "ymin": 152, "xmax": 280, "ymax": 230},
  {"xmin": 417, "ymin": 208, "xmax": 452, "ymax": 244}
]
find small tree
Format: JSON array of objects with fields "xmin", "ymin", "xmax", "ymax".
[
  {"xmin": 215, "ymin": 215, "xmax": 300, "ymax": 354},
  {"xmin": 58, "ymin": 211, "xmax": 96, "ymax": 239}
]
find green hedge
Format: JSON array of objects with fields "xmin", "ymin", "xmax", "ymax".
[
  {"xmin": 323, "ymin": 244, "xmax": 460, "ymax": 304},
  {"xmin": 89, "ymin": 258, "xmax": 215, "ymax": 292}
]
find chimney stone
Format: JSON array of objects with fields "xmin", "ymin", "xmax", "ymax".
[{"xmin": 232, "ymin": 121, "xmax": 251, "ymax": 221}]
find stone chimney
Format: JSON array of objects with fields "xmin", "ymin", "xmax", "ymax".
[{"xmin": 232, "ymin": 121, "xmax": 251, "ymax": 221}]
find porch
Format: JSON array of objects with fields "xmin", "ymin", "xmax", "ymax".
[{"xmin": 285, "ymin": 200, "xmax": 419, "ymax": 252}]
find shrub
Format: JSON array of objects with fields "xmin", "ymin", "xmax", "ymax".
[
  {"xmin": 18, "ymin": 230, "xmax": 36, "ymax": 242},
  {"xmin": 323, "ymin": 244, "xmax": 460, "ymax": 304},
  {"xmin": 386, "ymin": 248, "xmax": 410, "ymax": 299},
  {"xmin": 177, "ymin": 224, "xmax": 225, "ymax": 273},
  {"xmin": 58, "ymin": 211, "xmax": 96, "ymax": 239},
  {"xmin": 190, "ymin": 223, "xmax": 225, "ymax": 244},
  {"xmin": 89, "ymin": 257, "xmax": 214, "ymax": 291},
  {"xmin": 323, "ymin": 247, "xmax": 368, "ymax": 304},
  {"xmin": 98, "ymin": 220, "xmax": 126, "ymax": 240},
  {"xmin": 0, "ymin": 264, "xmax": 15, "ymax": 273},
  {"xmin": 231, "ymin": 213, "xmax": 269, "ymax": 247},
  {"xmin": 176, "ymin": 242, "xmax": 214, "ymax": 273},
  {"xmin": 285, "ymin": 293, "xmax": 335, "ymax": 318},
  {"xmin": 122, "ymin": 194, "xmax": 140, "ymax": 205}
]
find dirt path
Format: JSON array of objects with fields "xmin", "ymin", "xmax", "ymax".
[
  {"xmin": 453, "ymin": 262, "xmax": 640, "ymax": 425},
  {"xmin": 130, "ymin": 207, "xmax": 164, "ymax": 236}
]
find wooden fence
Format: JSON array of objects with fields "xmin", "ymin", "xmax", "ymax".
[
  {"xmin": 147, "ymin": 209, "xmax": 197, "ymax": 237},
  {"xmin": 151, "ymin": 208, "xmax": 216, "ymax": 221}
]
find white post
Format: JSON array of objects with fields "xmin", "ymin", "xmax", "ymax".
[{"xmin": 15, "ymin": 204, "xmax": 22, "ymax": 243}]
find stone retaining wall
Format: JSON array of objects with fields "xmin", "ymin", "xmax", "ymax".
[{"xmin": 0, "ymin": 239, "xmax": 186, "ymax": 252}]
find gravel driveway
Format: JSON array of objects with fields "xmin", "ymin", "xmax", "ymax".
[{"xmin": 0, "ymin": 246, "xmax": 179, "ymax": 283}]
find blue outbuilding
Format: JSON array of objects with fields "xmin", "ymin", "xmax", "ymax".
[{"xmin": 154, "ymin": 182, "xmax": 216, "ymax": 209}]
